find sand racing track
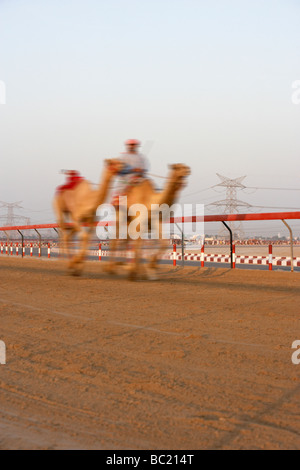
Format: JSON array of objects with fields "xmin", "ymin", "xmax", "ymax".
[{"xmin": 0, "ymin": 257, "xmax": 299, "ymax": 449}]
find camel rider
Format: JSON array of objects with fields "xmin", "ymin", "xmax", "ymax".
[
  {"xmin": 112, "ymin": 139, "xmax": 149, "ymax": 205},
  {"xmin": 56, "ymin": 170, "xmax": 84, "ymax": 192}
]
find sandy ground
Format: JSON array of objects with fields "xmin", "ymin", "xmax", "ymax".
[{"xmin": 0, "ymin": 257, "xmax": 299, "ymax": 450}]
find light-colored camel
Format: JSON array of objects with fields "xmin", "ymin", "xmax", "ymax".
[
  {"xmin": 107, "ymin": 164, "xmax": 191, "ymax": 279},
  {"xmin": 53, "ymin": 159, "xmax": 122, "ymax": 275}
]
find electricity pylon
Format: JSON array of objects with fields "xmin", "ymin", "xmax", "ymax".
[
  {"xmin": 0, "ymin": 201, "xmax": 30, "ymax": 226},
  {"xmin": 209, "ymin": 174, "xmax": 251, "ymax": 239}
]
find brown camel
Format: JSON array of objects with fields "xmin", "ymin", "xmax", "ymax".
[
  {"xmin": 107, "ymin": 163, "xmax": 191, "ymax": 279},
  {"xmin": 53, "ymin": 159, "xmax": 122, "ymax": 275}
]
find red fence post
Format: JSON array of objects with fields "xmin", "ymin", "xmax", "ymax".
[
  {"xmin": 269, "ymin": 244, "xmax": 273, "ymax": 271},
  {"xmin": 16, "ymin": 243, "xmax": 19, "ymax": 256},
  {"xmin": 10, "ymin": 242, "xmax": 13, "ymax": 256},
  {"xmin": 232, "ymin": 244, "xmax": 236, "ymax": 269},
  {"xmin": 38, "ymin": 243, "xmax": 41, "ymax": 258},
  {"xmin": 201, "ymin": 244, "xmax": 205, "ymax": 268},
  {"xmin": 30, "ymin": 243, "xmax": 33, "ymax": 257},
  {"xmin": 6, "ymin": 242, "xmax": 8, "ymax": 255},
  {"xmin": 99, "ymin": 243, "xmax": 102, "ymax": 261},
  {"xmin": 48, "ymin": 243, "xmax": 50, "ymax": 258},
  {"xmin": 0, "ymin": 242, "xmax": 3, "ymax": 255},
  {"xmin": 173, "ymin": 243, "xmax": 177, "ymax": 267}
]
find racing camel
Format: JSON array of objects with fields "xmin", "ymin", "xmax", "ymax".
[
  {"xmin": 53, "ymin": 159, "xmax": 122, "ymax": 275},
  {"xmin": 106, "ymin": 163, "xmax": 191, "ymax": 280}
]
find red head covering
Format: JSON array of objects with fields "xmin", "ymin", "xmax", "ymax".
[{"xmin": 125, "ymin": 139, "xmax": 140, "ymax": 146}]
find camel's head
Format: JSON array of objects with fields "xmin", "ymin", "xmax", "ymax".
[
  {"xmin": 168, "ymin": 164, "xmax": 191, "ymax": 190},
  {"xmin": 104, "ymin": 158, "xmax": 124, "ymax": 175}
]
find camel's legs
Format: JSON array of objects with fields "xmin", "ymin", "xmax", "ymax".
[
  {"xmin": 63, "ymin": 227, "xmax": 77, "ymax": 260},
  {"xmin": 148, "ymin": 221, "xmax": 169, "ymax": 271},
  {"xmin": 128, "ymin": 236, "xmax": 144, "ymax": 280},
  {"xmin": 78, "ymin": 225, "xmax": 94, "ymax": 265},
  {"xmin": 106, "ymin": 236, "xmax": 129, "ymax": 273},
  {"xmin": 105, "ymin": 225, "xmax": 119, "ymax": 274},
  {"xmin": 68, "ymin": 222, "xmax": 94, "ymax": 274},
  {"xmin": 57, "ymin": 213, "xmax": 77, "ymax": 260},
  {"xmin": 105, "ymin": 207, "xmax": 129, "ymax": 273}
]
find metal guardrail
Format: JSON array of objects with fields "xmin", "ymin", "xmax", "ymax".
[{"xmin": 0, "ymin": 212, "xmax": 299, "ymax": 270}]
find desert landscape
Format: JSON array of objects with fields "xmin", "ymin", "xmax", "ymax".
[{"xmin": 0, "ymin": 257, "xmax": 299, "ymax": 449}]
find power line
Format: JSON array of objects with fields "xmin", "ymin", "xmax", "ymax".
[
  {"xmin": 250, "ymin": 205, "xmax": 300, "ymax": 210},
  {"xmin": 244, "ymin": 186, "xmax": 300, "ymax": 191},
  {"xmin": 181, "ymin": 185, "xmax": 218, "ymax": 198},
  {"xmin": 183, "ymin": 184, "xmax": 300, "ymax": 199}
]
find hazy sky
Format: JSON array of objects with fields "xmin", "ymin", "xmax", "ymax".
[{"xmin": 0, "ymin": 0, "xmax": 300, "ymax": 235}]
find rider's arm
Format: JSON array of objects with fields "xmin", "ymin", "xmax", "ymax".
[{"xmin": 118, "ymin": 164, "xmax": 134, "ymax": 175}]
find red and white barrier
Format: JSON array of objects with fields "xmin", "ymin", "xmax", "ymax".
[
  {"xmin": 201, "ymin": 245, "xmax": 205, "ymax": 267},
  {"xmin": 269, "ymin": 244, "xmax": 273, "ymax": 271},
  {"xmin": 91, "ymin": 247, "xmax": 300, "ymax": 268},
  {"xmin": 163, "ymin": 253, "xmax": 300, "ymax": 267},
  {"xmin": 1, "ymin": 241, "xmax": 299, "ymax": 270}
]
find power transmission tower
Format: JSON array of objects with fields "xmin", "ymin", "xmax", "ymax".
[
  {"xmin": 0, "ymin": 201, "xmax": 30, "ymax": 227},
  {"xmin": 209, "ymin": 174, "xmax": 251, "ymax": 239}
]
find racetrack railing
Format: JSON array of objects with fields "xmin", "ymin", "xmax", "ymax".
[{"xmin": 0, "ymin": 211, "xmax": 299, "ymax": 271}]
